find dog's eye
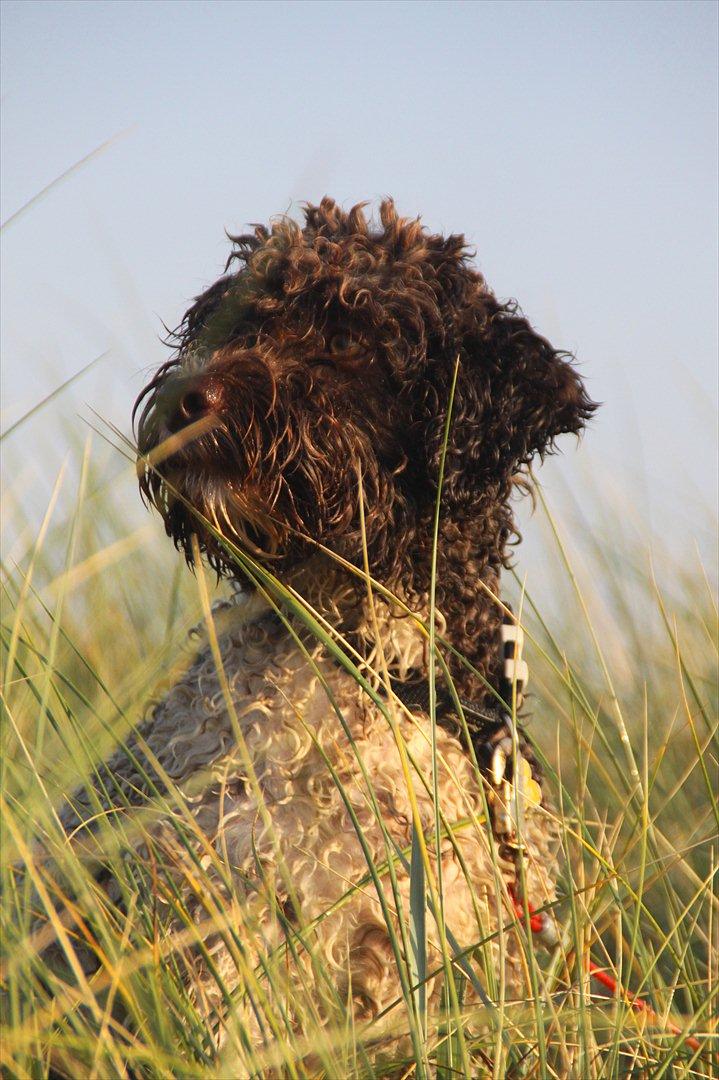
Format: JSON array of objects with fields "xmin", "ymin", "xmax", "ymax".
[{"xmin": 328, "ymin": 333, "xmax": 362, "ymax": 357}]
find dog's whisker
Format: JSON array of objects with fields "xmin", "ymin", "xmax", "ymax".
[{"xmin": 136, "ymin": 414, "xmax": 219, "ymax": 474}]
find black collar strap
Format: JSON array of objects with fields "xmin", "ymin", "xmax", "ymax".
[{"xmin": 384, "ymin": 615, "xmax": 531, "ymax": 775}]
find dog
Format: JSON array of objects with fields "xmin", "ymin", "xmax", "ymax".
[{"xmin": 65, "ymin": 198, "xmax": 595, "ymax": 1061}]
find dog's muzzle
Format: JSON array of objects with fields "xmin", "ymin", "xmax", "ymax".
[{"xmin": 152, "ymin": 374, "xmax": 225, "ymax": 437}]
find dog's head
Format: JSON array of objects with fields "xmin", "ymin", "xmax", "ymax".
[{"xmin": 135, "ymin": 198, "xmax": 595, "ymax": 585}]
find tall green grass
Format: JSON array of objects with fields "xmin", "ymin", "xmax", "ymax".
[{"xmin": 1, "ymin": 385, "xmax": 717, "ymax": 1078}]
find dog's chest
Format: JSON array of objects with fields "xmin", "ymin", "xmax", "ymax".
[
  {"xmin": 131, "ymin": 603, "xmax": 489, "ymax": 915},
  {"xmin": 60, "ymin": 596, "xmax": 558, "ymax": 1020}
]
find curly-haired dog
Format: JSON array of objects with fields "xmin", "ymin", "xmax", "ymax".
[{"xmin": 66, "ymin": 198, "xmax": 595, "ymax": 1052}]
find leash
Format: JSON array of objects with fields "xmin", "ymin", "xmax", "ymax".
[
  {"xmin": 384, "ymin": 614, "xmax": 706, "ymax": 1056},
  {"xmin": 505, "ymin": 885, "xmax": 703, "ymax": 1054}
]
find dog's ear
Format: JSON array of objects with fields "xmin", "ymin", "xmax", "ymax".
[
  {"xmin": 470, "ymin": 303, "xmax": 596, "ymax": 471},
  {"xmin": 423, "ymin": 301, "xmax": 596, "ymax": 499}
]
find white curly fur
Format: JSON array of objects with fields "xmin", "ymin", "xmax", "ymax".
[{"xmin": 63, "ymin": 563, "xmax": 559, "ymax": 1054}]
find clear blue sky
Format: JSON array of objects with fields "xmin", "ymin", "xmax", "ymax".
[{"xmin": 1, "ymin": 0, "xmax": 717, "ymax": 547}]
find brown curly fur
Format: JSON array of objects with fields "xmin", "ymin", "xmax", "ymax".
[{"xmin": 135, "ymin": 197, "xmax": 595, "ymax": 701}]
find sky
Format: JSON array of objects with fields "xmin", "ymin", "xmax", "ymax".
[{"xmin": 1, "ymin": 0, "xmax": 717, "ymax": 557}]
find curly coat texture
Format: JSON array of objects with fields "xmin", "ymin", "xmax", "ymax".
[
  {"xmin": 63, "ymin": 578, "xmax": 561, "ymax": 1051},
  {"xmin": 135, "ymin": 197, "xmax": 595, "ymax": 698},
  {"xmin": 65, "ymin": 199, "xmax": 595, "ymax": 1055}
]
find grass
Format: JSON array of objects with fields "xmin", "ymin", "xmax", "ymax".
[{"xmin": 1, "ymin": 371, "xmax": 717, "ymax": 1079}]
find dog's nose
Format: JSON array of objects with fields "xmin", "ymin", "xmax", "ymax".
[{"xmin": 165, "ymin": 377, "xmax": 223, "ymax": 433}]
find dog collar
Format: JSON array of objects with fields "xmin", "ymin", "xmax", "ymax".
[
  {"xmin": 388, "ymin": 614, "xmax": 529, "ymax": 722},
  {"xmin": 221, "ymin": 586, "xmax": 532, "ymax": 770}
]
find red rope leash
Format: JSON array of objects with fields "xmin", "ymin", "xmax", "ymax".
[
  {"xmin": 508, "ymin": 888, "xmax": 702, "ymax": 1055},
  {"xmin": 486, "ymin": 629, "xmax": 705, "ymax": 1057}
]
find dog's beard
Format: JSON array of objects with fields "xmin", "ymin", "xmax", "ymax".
[
  {"xmin": 136, "ymin": 376, "xmax": 402, "ymax": 582},
  {"xmin": 152, "ymin": 468, "xmax": 292, "ymax": 570},
  {"xmin": 143, "ymin": 455, "xmax": 389, "ymax": 582},
  {"xmin": 205, "ymin": 479, "xmax": 288, "ymax": 561},
  {"xmin": 136, "ymin": 397, "xmax": 292, "ymax": 569}
]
